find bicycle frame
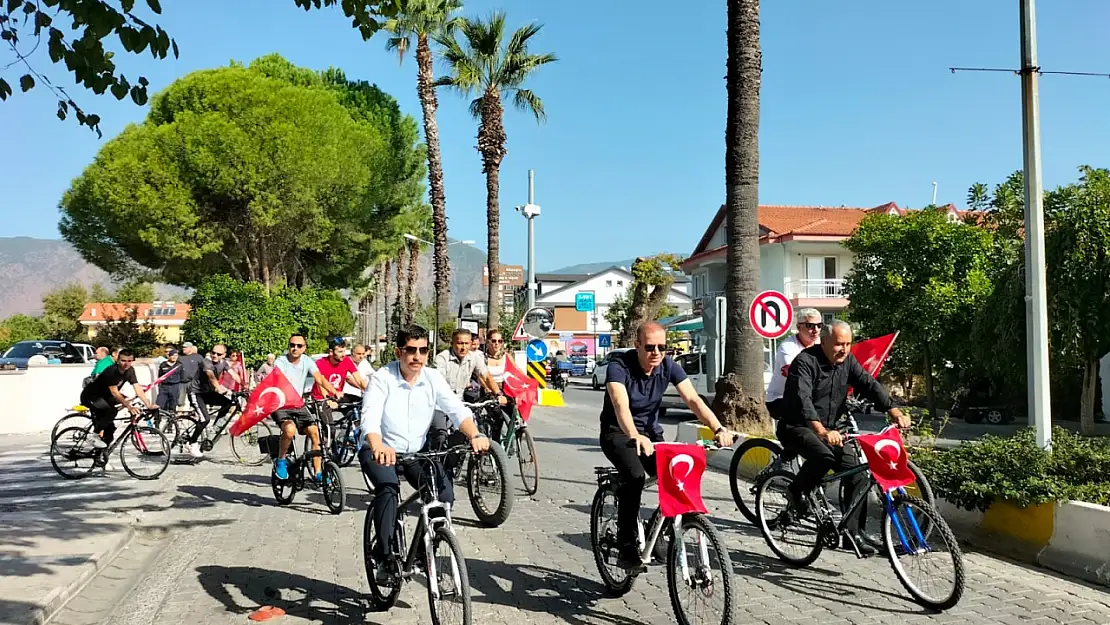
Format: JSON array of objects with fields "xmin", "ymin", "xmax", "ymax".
[{"xmin": 391, "ymin": 453, "xmax": 460, "ymax": 600}]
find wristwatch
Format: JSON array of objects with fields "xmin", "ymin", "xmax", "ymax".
[{"xmin": 714, "ymin": 426, "xmax": 726, "ymax": 435}]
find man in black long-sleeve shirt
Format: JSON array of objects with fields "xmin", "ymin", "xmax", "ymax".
[{"xmin": 780, "ymin": 320, "xmax": 909, "ymax": 554}]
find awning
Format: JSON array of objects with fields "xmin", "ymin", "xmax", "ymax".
[{"xmin": 666, "ymin": 317, "xmax": 703, "ymax": 332}]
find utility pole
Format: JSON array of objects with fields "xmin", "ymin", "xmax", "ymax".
[
  {"xmin": 1020, "ymin": 0, "xmax": 1052, "ymax": 450},
  {"xmin": 517, "ymin": 170, "xmax": 541, "ymax": 311}
]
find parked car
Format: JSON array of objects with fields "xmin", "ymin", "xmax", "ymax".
[
  {"xmin": 72, "ymin": 342, "xmax": 96, "ymax": 363},
  {"xmin": 591, "ymin": 348, "xmax": 634, "ymax": 390},
  {"xmin": 0, "ymin": 340, "xmax": 87, "ymax": 369}
]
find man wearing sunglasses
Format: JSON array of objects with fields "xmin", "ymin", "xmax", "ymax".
[
  {"xmin": 272, "ymin": 333, "xmax": 342, "ymax": 481},
  {"xmin": 184, "ymin": 343, "xmax": 234, "ymax": 459},
  {"xmin": 359, "ymin": 325, "xmax": 490, "ymax": 584},
  {"xmin": 600, "ymin": 321, "xmax": 736, "ymax": 570},
  {"xmin": 765, "ymin": 308, "xmax": 823, "ymax": 423}
]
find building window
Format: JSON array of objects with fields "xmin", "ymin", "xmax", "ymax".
[
  {"xmin": 617, "ymin": 280, "xmax": 624, "ymax": 287},
  {"xmin": 605, "ymin": 280, "xmax": 612, "ymax": 287}
]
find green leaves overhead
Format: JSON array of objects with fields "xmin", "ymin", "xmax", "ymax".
[{"xmin": 59, "ymin": 54, "xmax": 425, "ymax": 292}]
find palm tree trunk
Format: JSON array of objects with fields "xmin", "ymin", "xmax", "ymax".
[
  {"xmin": 372, "ymin": 266, "xmax": 381, "ymax": 351},
  {"xmin": 478, "ymin": 91, "xmax": 508, "ymax": 332},
  {"xmin": 417, "ymin": 34, "xmax": 452, "ymax": 338},
  {"xmin": 714, "ymin": 0, "xmax": 767, "ymax": 432},
  {"xmin": 382, "ymin": 259, "xmax": 393, "ymax": 343},
  {"xmin": 405, "ymin": 237, "xmax": 419, "ymax": 325},
  {"xmin": 392, "ymin": 255, "xmax": 403, "ymax": 333},
  {"xmin": 1081, "ymin": 356, "xmax": 1098, "ymax": 436}
]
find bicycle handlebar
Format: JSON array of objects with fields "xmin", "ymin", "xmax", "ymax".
[
  {"xmin": 463, "ymin": 399, "xmax": 502, "ymax": 410},
  {"xmin": 397, "ymin": 445, "xmax": 471, "ymax": 462}
]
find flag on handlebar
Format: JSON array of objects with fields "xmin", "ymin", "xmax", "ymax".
[
  {"xmin": 229, "ymin": 368, "xmax": 304, "ymax": 436},
  {"xmin": 856, "ymin": 428, "xmax": 915, "ymax": 492},
  {"xmin": 502, "ymin": 355, "xmax": 538, "ymax": 422},
  {"xmin": 654, "ymin": 443, "xmax": 709, "ymax": 517}
]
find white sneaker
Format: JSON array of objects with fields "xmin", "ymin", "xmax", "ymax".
[
  {"xmin": 88, "ymin": 436, "xmax": 108, "ymax": 450},
  {"xmin": 187, "ymin": 442, "xmax": 204, "ymax": 458}
]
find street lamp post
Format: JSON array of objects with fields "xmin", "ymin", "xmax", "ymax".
[{"xmin": 515, "ymin": 169, "xmax": 541, "ymax": 312}]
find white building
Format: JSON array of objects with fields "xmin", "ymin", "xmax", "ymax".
[{"xmin": 529, "ymin": 266, "xmax": 691, "ymax": 355}]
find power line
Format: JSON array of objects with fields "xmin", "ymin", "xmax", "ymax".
[{"xmin": 950, "ymin": 66, "xmax": 1110, "ymax": 78}]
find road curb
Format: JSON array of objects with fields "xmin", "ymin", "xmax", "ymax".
[{"xmin": 20, "ymin": 525, "xmax": 137, "ymax": 625}]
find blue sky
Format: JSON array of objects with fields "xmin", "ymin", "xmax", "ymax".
[{"xmin": 1, "ymin": 0, "xmax": 1108, "ymax": 271}]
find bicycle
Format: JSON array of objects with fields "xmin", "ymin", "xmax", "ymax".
[
  {"xmin": 437, "ymin": 398, "xmax": 514, "ymax": 526},
  {"xmin": 470, "ymin": 395, "xmax": 539, "ymax": 496},
  {"xmin": 590, "ymin": 440, "xmax": 735, "ymax": 625},
  {"xmin": 165, "ymin": 390, "xmax": 275, "ymax": 465},
  {"xmin": 754, "ymin": 426, "xmax": 964, "ymax": 611},
  {"xmin": 261, "ymin": 423, "xmax": 346, "ymax": 514},
  {"xmin": 49, "ymin": 406, "xmax": 172, "ymax": 480},
  {"xmin": 363, "ymin": 446, "xmax": 472, "ymax": 625},
  {"xmin": 328, "ymin": 399, "xmax": 362, "ymax": 468},
  {"xmin": 728, "ymin": 411, "xmax": 935, "ymax": 547}
]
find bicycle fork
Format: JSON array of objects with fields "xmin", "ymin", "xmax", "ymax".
[
  {"xmin": 421, "ymin": 502, "xmax": 459, "ymax": 600},
  {"xmin": 883, "ymin": 490, "xmax": 929, "ymax": 556}
]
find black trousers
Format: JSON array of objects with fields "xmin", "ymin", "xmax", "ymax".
[
  {"xmin": 358, "ymin": 446, "xmax": 454, "ymax": 559},
  {"xmin": 156, "ymin": 384, "xmax": 181, "ymax": 414},
  {"xmin": 80, "ymin": 394, "xmax": 118, "ymax": 449},
  {"xmin": 599, "ymin": 426, "xmax": 662, "ymax": 547},
  {"xmin": 187, "ymin": 390, "xmax": 233, "ymax": 443},
  {"xmin": 777, "ymin": 422, "xmax": 867, "ymax": 530}
]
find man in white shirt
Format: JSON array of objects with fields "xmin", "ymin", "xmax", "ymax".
[
  {"xmin": 359, "ymin": 325, "xmax": 489, "ymax": 583},
  {"xmin": 342, "ymin": 343, "xmax": 376, "ymax": 405},
  {"xmin": 765, "ymin": 308, "xmax": 823, "ymax": 421}
]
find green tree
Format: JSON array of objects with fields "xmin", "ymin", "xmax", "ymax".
[
  {"xmin": 843, "ymin": 209, "xmax": 996, "ymax": 417},
  {"xmin": 92, "ymin": 308, "xmax": 161, "ymax": 356},
  {"xmin": 1, "ymin": 0, "xmax": 397, "ymax": 136},
  {"xmin": 0, "ymin": 314, "xmax": 46, "ymax": 351},
  {"xmin": 41, "ymin": 283, "xmax": 90, "ymax": 341},
  {"xmin": 616, "ymin": 254, "xmax": 684, "ymax": 348},
  {"xmin": 58, "ymin": 55, "xmax": 418, "ymax": 292},
  {"xmin": 716, "ymin": 0, "xmax": 766, "ymax": 431},
  {"xmin": 383, "ymin": 0, "xmax": 464, "ymax": 333},
  {"xmin": 606, "ymin": 283, "xmax": 680, "ymax": 348},
  {"xmin": 113, "ymin": 281, "xmax": 156, "ymax": 303},
  {"xmin": 436, "ymin": 13, "xmax": 556, "ymax": 332}
]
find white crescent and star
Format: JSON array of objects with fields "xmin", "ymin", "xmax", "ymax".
[
  {"xmin": 258, "ymin": 387, "xmax": 286, "ymax": 413},
  {"xmin": 669, "ymin": 454, "xmax": 694, "ymax": 492},
  {"xmin": 873, "ymin": 438, "xmax": 903, "ymax": 470}
]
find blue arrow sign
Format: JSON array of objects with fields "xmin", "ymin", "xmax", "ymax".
[{"xmin": 527, "ymin": 339, "xmax": 549, "ymax": 362}]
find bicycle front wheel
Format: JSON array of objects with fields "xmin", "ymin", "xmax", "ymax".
[
  {"xmin": 666, "ymin": 514, "xmax": 735, "ymax": 625},
  {"xmin": 883, "ymin": 494, "xmax": 965, "ymax": 611},
  {"xmin": 516, "ymin": 427, "xmax": 539, "ymax": 496},
  {"xmin": 729, "ymin": 437, "xmax": 786, "ymax": 525},
  {"xmin": 119, "ymin": 425, "xmax": 171, "ymax": 480},
  {"xmin": 322, "ymin": 460, "xmax": 346, "ymax": 515},
  {"xmin": 231, "ymin": 419, "xmax": 274, "ymax": 466},
  {"xmin": 466, "ymin": 442, "xmax": 514, "ymax": 527},
  {"xmin": 426, "ymin": 524, "xmax": 472, "ymax": 625}
]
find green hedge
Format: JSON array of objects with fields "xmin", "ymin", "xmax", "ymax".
[
  {"xmin": 913, "ymin": 426, "xmax": 1110, "ymax": 512},
  {"xmin": 182, "ymin": 275, "xmax": 354, "ymax": 367}
]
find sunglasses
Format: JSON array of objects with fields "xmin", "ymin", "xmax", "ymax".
[
  {"xmin": 489, "ymin": 339, "xmax": 504, "ymax": 343},
  {"xmin": 288, "ymin": 342, "xmax": 306, "ymax": 349},
  {"xmin": 800, "ymin": 322, "xmax": 823, "ymax": 330},
  {"xmin": 401, "ymin": 346, "xmax": 431, "ymax": 355},
  {"xmin": 642, "ymin": 344, "xmax": 666, "ymax": 353},
  {"xmin": 212, "ymin": 352, "xmax": 226, "ymax": 357}
]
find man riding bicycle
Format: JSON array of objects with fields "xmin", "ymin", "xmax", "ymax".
[
  {"xmin": 432, "ymin": 328, "xmax": 503, "ymax": 450},
  {"xmin": 273, "ymin": 333, "xmax": 342, "ymax": 482},
  {"xmin": 359, "ymin": 325, "xmax": 490, "ymax": 584},
  {"xmin": 312, "ymin": 337, "xmax": 368, "ymax": 422},
  {"xmin": 600, "ymin": 321, "xmax": 735, "ymax": 570},
  {"xmin": 779, "ymin": 319, "xmax": 910, "ymax": 555},
  {"xmin": 79, "ymin": 348, "xmax": 157, "ymax": 465}
]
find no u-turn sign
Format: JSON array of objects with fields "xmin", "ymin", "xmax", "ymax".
[{"xmin": 748, "ymin": 290, "xmax": 793, "ymax": 339}]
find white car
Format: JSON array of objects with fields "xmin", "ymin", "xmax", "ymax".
[
  {"xmin": 73, "ymin": 342, "xmax": 96, "ymax": 363},
  {"xmin": 591, "ymin": 348, "xmax": 634, "ymax": 390}
]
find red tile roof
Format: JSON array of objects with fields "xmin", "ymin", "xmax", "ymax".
[{"xmin": 79, "ymin": 302, "xmax": 191, "ymax": 323}]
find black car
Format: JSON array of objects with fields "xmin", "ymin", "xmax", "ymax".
[{"xmin": 0, "ymin": 340, "xmax": 87, "ymax": 369}]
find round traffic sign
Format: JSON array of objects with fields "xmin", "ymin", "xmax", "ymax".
[{"xmin": 748, "ymin": 290, "xmax": 794, "ymax": 339}]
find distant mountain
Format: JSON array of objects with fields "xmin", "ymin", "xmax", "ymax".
[
  {"xmin": 545, "ymin": 255, "xmax": 684, "ymax": 276},
  {"xmin": 0, "ymin": 237, "xmax": 490, "ymax": 319}
]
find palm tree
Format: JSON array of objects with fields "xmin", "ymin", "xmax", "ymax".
[
  {"xmin": 383, "ymin": 0, "xmax": 464, "ymax": 338},
  {"xmin": 381, "ymin": 258, "xmax": 394, "ymax": 342},
  {"xmin": 718, "ymin": 0, "xmax": 766, "ymax": 430},
  {"xmin": 436, "ymin": 12, "xmax": 556, "ymax": 331},
  {"xmin": 403, "ymin": 235, "xmax": 420, "ymax": 325}
]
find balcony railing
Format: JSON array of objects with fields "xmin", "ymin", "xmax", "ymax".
[{"xmin": 785, "ymin": 279, "xmax": 845, "ymax": 299}]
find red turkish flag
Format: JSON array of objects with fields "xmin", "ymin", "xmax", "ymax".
[
  {"xmin": 654, "ymin": 443, "xmax": 709, "ymax": 517},
  {"xmin": 856, "ymin": 428, "xmax": 916, "ymax": 492},
  {"xmin": 502, "ymin": 356, "xmax": 539, "ymax": 422},
  {"xmin": 852, "ymin": 332, "xmax": 899, "ymax": 378},
  {"xmin": 229, "ymin": 367, "xmax": 304, "ymax": 436}
]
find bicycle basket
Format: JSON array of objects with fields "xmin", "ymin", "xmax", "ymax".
[{"xmin": 257, "ymin": 434, "xmax": 282, "ymax": 460}]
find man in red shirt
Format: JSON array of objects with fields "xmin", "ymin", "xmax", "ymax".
[{"xmin": 313, "ymin": 337, "xmax": 368, "ymax": 400}]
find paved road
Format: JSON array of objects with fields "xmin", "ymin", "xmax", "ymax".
[{"xmin": 37, "ymin": 387, "xmax": 1110, "ymax": 624}]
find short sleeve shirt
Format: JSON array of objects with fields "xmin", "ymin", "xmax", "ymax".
[
  {"xmin": 179, "ymin": 353, "xmax": 204, "ymax": 388},
  {"xmin": 765, "ymin": 335, "xmax": 806, "ymax": 403},
  {"xmin": 599, "ymin": 350, "xmax": 687, "ymax": 437},
  {"xmin": 312, "ymin": 355, "xmax": 358, "ymax": 399},
  {"xmin": 274, "ymin": 354, "xmax": 319, "ymax": 396},
  {"xmin": 197, "ymin": 357, "xmax": 229, "ymax": 392},
  {"xmin": 434, "ymin": 349, "xmax": 489, "ymax": 396},
  {"xmin": 83, "ymin": 364, "xmax": 139, "ymax": 405}
]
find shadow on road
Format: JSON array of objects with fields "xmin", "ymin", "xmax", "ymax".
[
  {"xmin": 195, "ymin": 564, "xmax": 391, "ymax": 623},
  {"xmin": 534, "ymin": 436, "xmax": 599, "ymax": 447},
  {"xmin": 466, "ymin": 560, "xmax": 644, "ymax": 625}
]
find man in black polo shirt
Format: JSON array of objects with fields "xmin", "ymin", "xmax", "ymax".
[
  {"xmin": 79, "ymin": 348, "xmax": 157, "ymax": 464},
  {"xmin": 600, "ymin": 321, "xmax": 735, "ymax": 569},
  {"xmin": 780, "ymin": 319, "xmax": 909, "ymax": 555}
]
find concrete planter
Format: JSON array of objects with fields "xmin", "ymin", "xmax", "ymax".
[{"xmin": 678, "ymin": 419, "xmax": 1110, "ymax": 589}]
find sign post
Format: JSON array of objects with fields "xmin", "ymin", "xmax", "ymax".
[{"xmin": 748, "ymin": 290, "xmax": 793, "ymax": 340}]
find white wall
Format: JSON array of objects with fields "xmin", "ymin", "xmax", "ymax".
[
  {"xmin": 537, "ymin": 269, "xmax": 691, "ymax": 309},
  {"xmin": 0, "ymin": 362, "xmax": 158, "ymax": 435}
]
